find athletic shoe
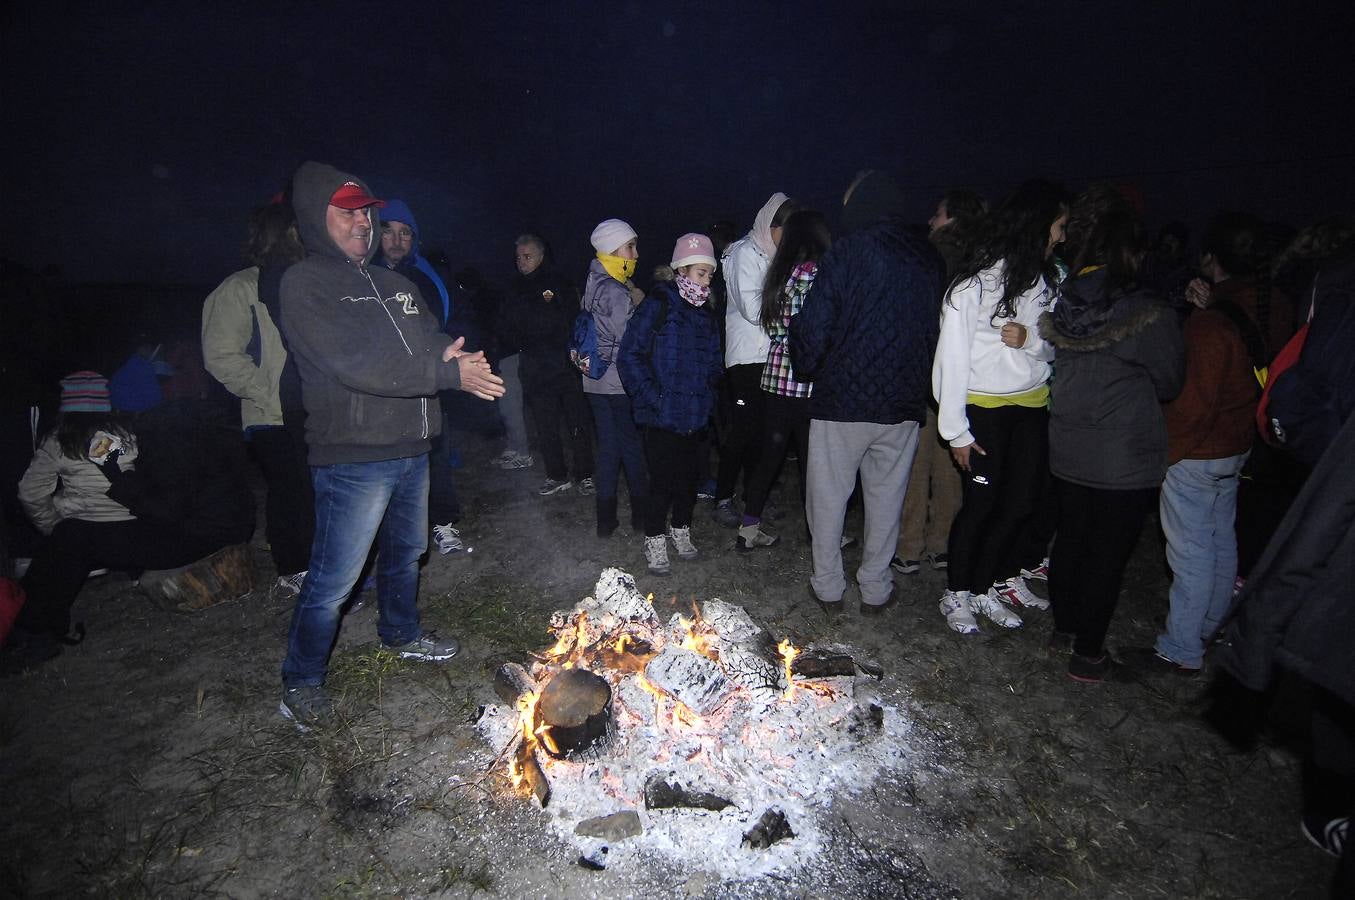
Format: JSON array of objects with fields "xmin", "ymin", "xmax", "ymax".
[
  {"xmin": 279, "ymin": 685, "xmax": 332, "ymax": 731},
  {"xmin": 274, "ymin": 570, "xmax": 307, "ymax": 599},
  {"xmin": 644, "ymin": 535, "xmax": 671, "ymax": 575},
  {"xmin": 667, "ymin": 525, "xmax": 698, "ymax": 559},
  {"xmin": 696, "ymin": 482, "xmax": 716, "ymax": 501},
  {"xmin": 711, "ymin": 499, "xmax": 740, "ymax": 529},
  {"xmin": 1301, "ymin": 813, "xmax": 1349, "ymax": 858},
  {"xmin": 387, "ymin": 631, "xmax": 461, "ymax": 661},
  {"xmin": 736, "ymin": 523, "xmax": 778, "ymax": 552},
  {"xmin": 970, "ymin": 588, "xmax": 1023, "ymax": 628},
  {"xmin": 1020, "ymin": 557, "xmax": 1050, "ymax": 582},
  {"xmin": 576, "ymin": 477, "xmax": 596, "ymax": 497},
  {"xmin": 925, "ymin": 552, "xmax": 949, "ymax": 570},
  {"xmin": 508, "ymin": 453, "xmax": 534, "ymax": 470},
  {"xmin": 538, "ymin": 478, "xmax": 572, "ymax": 496},
  {"xmin": 491, "ymin": 449, "xmax": 520, "ymax": 468},
  {"xmin": 939, "ymin": 590, "xmax": 979, "ymax": 634},
  {"xmin": 1118, "ymin": 646, "xmax": 1201, "ymax": 678},
  {"xmin": 890, "ymin": 556, "xmax": 921, "ymax": 575},
  {"xmin": 432, "ymin": 523, "xmax": 464, "ymax": 555},
  {"xmin": 1068, "ymin": 652, "xmax": 1122, "ymax": 684},
  {"xmin": 994, "ymin": 576, "xmax": 1049, "ymax": 611}
]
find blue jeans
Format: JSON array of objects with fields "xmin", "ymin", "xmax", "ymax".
[
  {"xmin": 1157, "ymin": 452, "xmax": 1249, "ymax": 668},
  {"xmin": 586, "ymin": 393, "xmax": 648, "ymax": 501},
  {"xmin": 281, "ymin": 455, "xmax": 429, "ymax": 687}
]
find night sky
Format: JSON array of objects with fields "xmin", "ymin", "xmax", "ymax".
[{"xmin": 3, "ymin": 1, "xmax": 1352, "ymax": 286}]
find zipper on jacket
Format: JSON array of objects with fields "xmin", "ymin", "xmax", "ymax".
[
  {"xmin": 363, "ymin": 268, "xmax": 414, "ymax": 356},
  {"xmin": 421, "ymin": 397, "xmax": 428, "ymax": 439}
]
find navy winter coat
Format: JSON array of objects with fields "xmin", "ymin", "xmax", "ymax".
[
  {"xmin": 789, "ymin": 217, "xmax": 943, "ymax": 424},
  {"xmin": 616, "ymin": 282, "xmax": 722, "ymax": 435}
]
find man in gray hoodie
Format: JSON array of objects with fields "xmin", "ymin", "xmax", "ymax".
[{"xmin": 277, "ymin": 161, "xmax": 504, "ymax": 728}]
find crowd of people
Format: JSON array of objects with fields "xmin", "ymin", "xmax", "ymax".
[{"xmin": 1, "ymin": 160, "xmax": 1350, "ymax": 889}]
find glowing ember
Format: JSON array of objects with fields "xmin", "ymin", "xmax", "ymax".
[{"xmin": 778, "ymin": 639, "xmax": 800, "ymax": 700}]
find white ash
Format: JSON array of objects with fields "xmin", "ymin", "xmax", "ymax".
[
  {"xmin": 643, "ymin": 646, "xmax": 731, "ymax": 717},
  {"xmin": 475, "ymin": 570, "xmax": 925, "ymax": 880}
]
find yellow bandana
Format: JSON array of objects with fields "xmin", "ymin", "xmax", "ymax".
[{"xmin": 597, "ymin": 252, "xmax": 637, "ymax": 282}]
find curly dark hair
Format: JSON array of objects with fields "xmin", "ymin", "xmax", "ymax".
[
  {"xmin": 951, "ymin": 179, "xmax": 1069, "ymax": 321},
  {"xmin": 1062, "ymin": 183, "xmax": 1145, "ymax": 296},
  {"xmin": 760, "ymin": 210, "xmax": 832, "ymax": 335}
]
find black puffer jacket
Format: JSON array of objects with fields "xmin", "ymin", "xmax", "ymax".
[
  {"xmin": 1039, "ymin": 270, "xmax": 1185, "ymax": 490},
  {"xmin": 498, "ymin": 265, "xmax": 578, "ymax": 393}
]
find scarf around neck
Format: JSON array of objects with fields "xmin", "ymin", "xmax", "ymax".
[
  {"xmin": 675, "ymin": 274, "xmax": 710, "ymax": 306},
  {"xmin": 597, "ymin": 252, "xmax": 636, "ymax": 283}
]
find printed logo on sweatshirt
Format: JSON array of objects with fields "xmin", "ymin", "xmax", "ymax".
[{"xmin": 394, "ymin": 291, "xmax": 419, "ymax": 315}]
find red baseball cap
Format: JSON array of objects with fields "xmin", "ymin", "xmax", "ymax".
[{"xmin": 329, "ymin": 181, "xmax": 386, "ymax": 210}]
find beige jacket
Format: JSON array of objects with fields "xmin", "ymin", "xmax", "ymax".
[
  {"xmin": 18, "ymin": 433, "xmax": 139, "ymax": 535},
  {"xmin": 201, "ymin": 266, "xmax": 287, "ymax": 430}
]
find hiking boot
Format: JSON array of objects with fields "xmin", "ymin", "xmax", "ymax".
[
  {"xmin": 432, "ymin": 523, "xmax": 464, "ymax": 555},
  {"xmin": 274, "ymin": 570, "xmax": 307, "ymax": 600},
  {"xmin": 279, "ymin": 685, "xmax": 332, "ymax": 730},
  {"xmin": 1020, "ymin": 557, "xmax": 1050, "ymax": 582},
  {"xmin": 890, "ymin": 556, "xmax": 921, "ymax": 575},
  {"xmin": 1301, "ymin": 813, "xmax": 1349, "ymax": 858},
  {"xmin": 1067, "ymin": 652, "xmax": 1122, "ymax": 684},
  {"xmin": 926, "ymin": 551, "xmax": 949, "ymax": 570},
  {"xmin": 388, "ymin": 631, "xmax": 461, "ymax": 661},
  {"xmin": 939, "ymin": 590, "xmax": 979, "ymax": 634},
  {"xmin": 970, "ymin": 588, "xmax": 1023, "ymax": 629},
  {"xmin": 1118, "ymin": 646, "xmax": 1201, "ymax": 678},
  {"xmin": 711, "ymin": 499, "xmax": 740, "ymax": 529},
  {"xmin": 538, "ymin": 478, "xmax": 572, "ymax": 496},
  {"xmin": 667, "ymin": 525, "xmax": 698, "ymax": 559},
  {"xmin": 993, "ymin": 576, "xmax": 1049, "ymax": 610},
  {"xmin": 737, "ymin": 523, "xmax": 778, "ymax": 552},
  {"xmin": 645, "ymin": 535, "xmax": 671, "ymax": 575},
  {"xmin": 576, "ymin": 477, "xmax": 596, "ymax": 497}
]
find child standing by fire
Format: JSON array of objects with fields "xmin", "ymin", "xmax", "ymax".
[{"xmin": 617, "ymin": 234, "xmax": 723, "ymax": 575}]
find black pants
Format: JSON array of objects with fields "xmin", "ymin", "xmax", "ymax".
[
  {"xmin": 946, "ymin": 404, "xmax": 1048, "ymax": 594},
  {"xmin": 714, "ymin": 363, "xmax": 765, "ymax": 503},
  {"xmin": 428, "ymin": 410, "xmax": 461, "ymax": 526},
  {"xmin": 18, "ymin": 518, "xmax": 223, "ymax": 636},
  {"xmin": 249, "ymin": 425, "xmax": 314, "ymax": 576},
  {"xmin": 744, "ymin": 393, "xmax": 809, "ymax": 519},
  {"xmin": 527, "ymin": 381, "xmax": 594, "ymax": 482},
  {"xmin": 1048, "ymin": 478, "xmax": 1156, "ymax": 658},
  {"xmin": 643, "ymin": 427, "xmax": 700, "ymax": 537},
  {"xmin": 1014, "ymin": 461, "xmax": 1058, "ymax": 569}
]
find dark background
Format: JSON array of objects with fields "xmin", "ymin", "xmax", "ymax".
[{"xmin": 2, "ymin": 0, "xmax": 1352, "ymax": 287}]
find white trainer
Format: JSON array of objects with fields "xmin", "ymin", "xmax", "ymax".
[
  {"xmin": 667, "ymin": 525, "xmax": 698, "ymax": 559},
  {"xmin": 970, "ymin": 588, "xmax": 1024, "ymax": 628},
  {"xmin": 644, "ymin": 534, "xmax": 671, "ymax": 575},
  {"xmin": 939, "ymin": 590, "xmax": 979, "ymax": 634},
  {"xmin": 432, "ymin": 523, "xmax": 464, "ymax": 554},
  {"xmin": 994, "ymin": 576, "xmax": 1049, "ymax": 610}
]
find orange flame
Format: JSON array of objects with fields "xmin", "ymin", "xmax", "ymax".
[
  {"xmin": 614, "ymin": 633, "xmax": 632, "ymax": 654},
  {"xmin": 778, "ymin": 639, "xmax": 799, "ymax": 700}
]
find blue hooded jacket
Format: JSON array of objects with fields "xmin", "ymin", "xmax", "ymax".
[
  {"xmin": 617, "ymin": 281, "xmax": 722, "ymax": 434},
  {"xmin": 377, "ymin": 198, "xmax": 453, "ymax": 329}
]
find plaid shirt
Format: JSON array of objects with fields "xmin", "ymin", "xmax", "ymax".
[{"xmin": 761, "ymin": 261, "xmax": 816, "ymax": 398}]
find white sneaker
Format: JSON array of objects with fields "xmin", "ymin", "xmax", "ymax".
[
  {"xmin": 432, "ymin": 523, "xmax": 464, "ymax": 554},
  {"xmin": 1020, "ymin": 557, "xmax": 1050, "ymax": 581},
  {"xmin": 994, "ymin": 576, "xmax": 1049, "ymax": 610},
  {"xmin": 667, "ymin": 525, "xmax": 698, "ymax": 559},
  {"xmin": 970, "ymin": 588, "xmax": 1023, "ymax": 628},
  {"xmin": 274, "ymin": 570, "xmax": 307, "ymax": 599},
  {"xmin": 644, "ymin": 534, "xmax": 671, "ymax": 575},
  {"xmin": 939, "ymin": 590, "xmax": 979, "ymax": 634}
]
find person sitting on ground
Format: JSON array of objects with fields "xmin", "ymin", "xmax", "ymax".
[{"xmin": 617, "ymin": 234, "xmax": 723, "ymax": 575}]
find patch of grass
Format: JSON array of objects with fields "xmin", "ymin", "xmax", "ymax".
[
  {"xmin": 329, "ymin": 645, "xmax": 407, "ymax": 704},
  {"xmin": 425, "ymin": 577, "xmax": 553, "ymax": 656}
]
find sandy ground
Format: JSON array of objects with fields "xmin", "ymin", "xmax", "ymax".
[{"xmin": 0, "ymin": 430, "xmax": 1334, "ymax": 898}]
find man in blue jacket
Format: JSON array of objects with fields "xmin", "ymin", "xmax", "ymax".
[
  {"xmin": 790, "ymin": 171, "xmax": 943, "ymax": 615},
  {"xmin": 277, "ymin": 162, "xmax": 504, "ymax": 728}
]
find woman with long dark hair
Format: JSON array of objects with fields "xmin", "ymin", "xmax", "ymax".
[
  {"xmin": 1040, "ymin": 184, "xmax": 1184, "ymax": 681},
  {"xmin": 735, "ymin": 209, "xmax": 831, "ymax": 551},
  {"xmin": 932, "ymin": 179, "xmax": 1068, "ymax": 634}
]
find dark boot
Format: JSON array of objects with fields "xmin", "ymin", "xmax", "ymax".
[{"xmin": 596, "ymin": 495, "xmax": 619, "ymax": 538}]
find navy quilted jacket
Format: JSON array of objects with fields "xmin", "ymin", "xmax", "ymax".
[
  {"xmin": 789, "ymin": 218, "xmax": 943, "ymax": 424},
  {"xmin": 617, "ymin": 282, "xmax": 722, "ymax": 435}
]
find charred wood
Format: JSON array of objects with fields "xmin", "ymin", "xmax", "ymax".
[
  {"xmin": 742, "ymin": 808, "xmax": 795, "ymax": 849},
  {"xmin": 643, "ymin": 775, "xmax": 732, "ymax": 811}
]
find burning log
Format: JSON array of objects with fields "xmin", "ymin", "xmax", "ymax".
[
  {"xmin": 595, "ymin": 634, "xmax": 654, "ymax": 674},
  {"xmin": 701, "ymin": 599, "xmax": 784, "ymax": 704},
  {"xmin": 535, "ymin": 668, "xmax": 613, "ymax": 759},
  {"xmin": 644, "ymin": 646, "xmax": 731, "ymax": 716},
  {"xmin": 513, "ymin": 740, "xmax": 550, "ymax": 807},
  {"xmin": 643, "ymin": 775, "xmax": 732, "ymax": 811},
  {"xmin": 789, "ymin": 651, "xmax": 857, "ymax": 679},
  {"xmin": 493, "ymin": 662, "xmax": 539, "ymax": 704},
  {"xmin": 742, "ymin": 808, "xmax": 795, "ymax": 849}
]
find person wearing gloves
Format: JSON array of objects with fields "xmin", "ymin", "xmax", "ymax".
[
  {"xmin": 580, "ymin": 218, "xmax": 649, "ymax": 537},
  {"xmin": 932, "ymin": 179, "xmax": 1068, "ymax": 634},
  {"xmin": 616, "ymin": 234, "xmax": 723, "ymax": 574}
]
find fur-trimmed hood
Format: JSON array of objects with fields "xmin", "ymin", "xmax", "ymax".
[{"xmin": 1039, "ymin": 269, "xmax": 1165, "ymax": 352}]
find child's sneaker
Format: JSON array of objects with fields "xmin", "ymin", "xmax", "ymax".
[
  {"xmin": 432, "ymin": 523, "xmax": 464, "ymax": 555},
  {"xmin": 576, "ymin": 476, "xmax": 596, "ymax": 497},
  {"xmin": 667, "ymin": 525, "xmax": 698, "ymax": 559},
  {"xmin": 736, "ymin": 523, "xmax": 778, "ymax": 552},
  {"xmin": 994, "ymin": 576, "xmax": 1049, "ymax": 610},
  {"xmin": 644, "ymin": 535, "xmax": 671, "ymax": 575},
  {"xmin": 939, "ymin": 590, "xmax": 979, "ymax": 634},
  {"xmin": 1020, "ymin": 557, "xmax": 1050, "ymax": 582},
  {"xmin": 970, "ymin": 588, "xmax": 1023, "ymax": 628}
]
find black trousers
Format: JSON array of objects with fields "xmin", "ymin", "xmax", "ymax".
[
  {"xmin": 527, "ymin": 381, "xmax": 594, "ymax": 482},
  {"xmin": 714, "ymin": 363, "xmax": 765, "ymax": 503},
  {"xmin": 18, "ymin": 518, "xmax": 222, "ymax": 636},
  {"xmin": 249, "ymin": 424, "xmax": 314, "ymax": 576},
  {"xmin": 643, "ymin": 427, "xmax": 700, "ymax": 537},
  {"xmin": 1048, "ymin": 478, "xmax": 1156, "ymax": 658},
  {"xmin": 946, "ymin": 404, "xmax": 1048, "ymax": 594},
  {"xmin": 744, "ymin": 392, "xmax": 809, "ymax": 518}
]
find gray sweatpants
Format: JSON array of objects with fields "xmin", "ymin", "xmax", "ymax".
[{"xmin": 806, "ymin": 419, "xmax": 919, "ymax": 605}]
